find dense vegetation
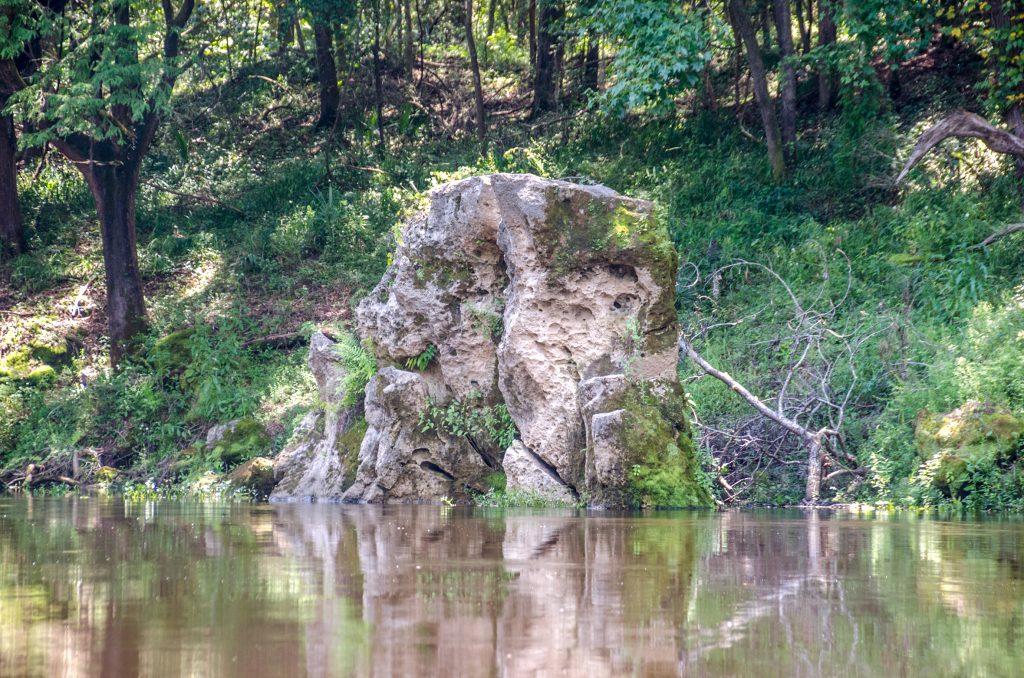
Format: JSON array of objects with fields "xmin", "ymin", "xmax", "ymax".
[{"xmin": 1, "ymin": 0, "xmax": 1024, "ymax": 508}]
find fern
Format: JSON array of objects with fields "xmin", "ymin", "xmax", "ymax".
[
  {"xmin": 333, "ymin": 333, "xmax": 378, "ymax": 406},
  {"xmin": 404, "ymin": 343, "xmax": 438, "ymax": 371}
]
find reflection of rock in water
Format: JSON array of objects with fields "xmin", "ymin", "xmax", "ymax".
[
  {"xmin": 499, "ymin": 516, "xmax": 699, "ymax": 677},
  {"xmin": 265, "ymin": 508, "xmax": 703, "ymax": 677}
]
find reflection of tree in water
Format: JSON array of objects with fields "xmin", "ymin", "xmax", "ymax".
[
  {"xmin": 3, "ymin": 501, "xmax": 1024, "ymax": 677},
  {"xmin": 680, "ymin": 511, "xmax": 1024, "ymax": 678}
]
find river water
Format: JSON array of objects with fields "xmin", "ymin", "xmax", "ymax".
[{"xmin": 0, "ymin": 498, "xmax": 1022, "ymax": 677}]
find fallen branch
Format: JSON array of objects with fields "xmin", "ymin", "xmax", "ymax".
[
  {"xmin": 896, "ymin": 110, "xmax": 1024, "ymax": 183},
  {"xmin": 142, "ymin": 180, "xmax": 246, "ymax": 216},
  {"xmin": 241, "ymin": 331, "xmax": 307, "ymax": 351},
  {"xmin": 970, "ymin": 222, "xmax": 1024, "ymax": 249},
  {"xmin": 679, "ymin": 334, "xmax": 837, "ymax": 504}
]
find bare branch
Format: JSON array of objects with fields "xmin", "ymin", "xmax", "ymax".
[
  {"xmin": 971, "ymin": 223, "xmax": 1024, "ymax": 249},
  {"xmin": 897, "ymin": 110, "xmax": 1024, "ymax": 183}
]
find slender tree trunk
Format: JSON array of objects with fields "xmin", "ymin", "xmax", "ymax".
[
  {"xmin": 583, "ymin": 37, "xmax": 599, "ymax": 92},
  {"xmin": 487, "ymin": 0, "xmax": 497, "ymax": 36},
  {"xmin": 991, "ymin": 0, "xmax": 1024, "ymax": 174},
  {"xmin": 0, "ymin": 108, "xmax": 24, "ymax": 258},
  {"xmin": 313, "ymin": 21, "xmax": 340, "ymax": 128},
  {"xmin": 371, "ymin": 0, "xmax": 386, "ymax": 155},
  {"xmin": 805, "ymin": 433, "xmax": 824, "ymax": 504},
  {"xmin": 794, "ymin": 0, "xmax": 809, "ymax": 54},
  {"xmin": 728, "ymin": 0, "xmax": 786, "ymax": 179},
  {"xmin": 276, "ymin": 1, "xmax": 295, "ymax": 76},
  {"xmin": 773, "ymin": 0, "xmax": 797, "ymax": 160},
  {"xmin": 403, "ymin": 0, "xmax": 415, "ymax": 71},
  {"xmin": 531, "ymin": 0, "xmax": 562, "ymax": 117},
  {"xmin": 83, "ymin": 164, "xmax": 148, "ymax": 365},
  {"xmin": 465, "ymin": 0, "xmax": 487, "ymax": 143},
  {"xmin": 817, "ymin": 0, "xmax": 836, "ymax": 111},
  {"xmin": 528, "ymin": 0, "xmax": 536, "ymax": 68}
]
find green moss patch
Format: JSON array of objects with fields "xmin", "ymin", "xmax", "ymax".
[
  {"xmin": 621, "ymin": 380, "xmax": 714, "ymax": 508},
  {"xmin": 914, "ymin": 401, "xmax": 1024, "ymax": 497},
  {"xmin": 207, "ymin": 418, "xmax": 271, "ymax": 467},
  {"xmin": 338, "ymin": 415, "xmax": 368, "ymax": 488}
]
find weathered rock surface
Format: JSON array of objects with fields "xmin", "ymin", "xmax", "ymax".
[
  {"xmin": 502, "ymin": 440, "xmax": 576, "ymax": 504},
  {"xmin": 270, "ymin": 331, "xmax": 365, "ymax": 501},
  {"xmin": 343, "ymin": 173, "xmax": 711, "ymax": 508}
]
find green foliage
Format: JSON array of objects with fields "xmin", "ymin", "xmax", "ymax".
[
  {"xmin": 333, "ymin": 333, "xmax": 378, "ymax": 407},
  {"xmin": 473, "ymin": 487, "xmax": 577, "ymax": 509},
  {"xmin": 579, "ymin": 0, "xmax": 711, "ymax": 115},
  {"xmin": 404, "ymin": 343, "xmax": 438, "ymax": 371},
  {"xmin": 5, "ymin": 1, "xmax": 189, "ymax": 147},
  {"xmin": 418, "ymin": 391, "xmax": 518, "ymax": 451}
]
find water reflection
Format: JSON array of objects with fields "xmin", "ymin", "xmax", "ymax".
[{"xmin": 1, "ymin": 499, "xmax": 1023, "ymax": 677}]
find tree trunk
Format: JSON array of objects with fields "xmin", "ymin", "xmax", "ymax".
[
  {"xmin": 528, "ymin": 0, "xmax": 536, "ymax": 69},
  {"xmin": 531, "ymin": 0, "xmax": 562, "ymax": 117},
  {"xmin": 804, "ymin": 433, "xmax": 824, "ymax": 504},
  {"xmin": 371, "ymin": 0, "xmax": 386, "ymax": 155},
  {"xmin": 465, "ymin": 0, "xmax": 487, "ymax": 143},
  {"xmin": 991, "ymin": 0, "xmax": 1024, "ymax": 174},
  {"xmin": 83, "ymin": 164, "xmax": 148, "ymax": 365},
  {"xmin": 487, "ymin": 0, "xmax": 497, "ymax": 36},
  {"xmin": 817, "ymin": 0, "xmax": 836, "ymax": 111},
  {"xmin": 728, "ymin": 0, "xmax": 786, "ymax": 179},
  {"xmin": 773, "ymin": 0, "xmax": 797, "ymax": 159},
  {"xmin": 403, "ymin": 0, "xmax": 415, "ymax": 71},
  {"xmin": 583, "ymin": 37, "xmax": 599, "ymax": 92},
  {"xmin": 313, "ymin": 21, "xmax": 340, "ymax": 129},
  {"xmin": 0, "ymin": 108, "xmax": 23, "ymax": 258},
  {"xmin": 276, "ymin": 1, "xmax": 295, "ymax": 77},
  {"xmin": 794, "ymin": 0, "xmax": 809, "ymax": 54}
]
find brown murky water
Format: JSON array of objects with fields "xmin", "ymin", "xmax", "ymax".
[{"xmin": 1, "ymin": 499, "xmax": 1023, "ymax": 677}]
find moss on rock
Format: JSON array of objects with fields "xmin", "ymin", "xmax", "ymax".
[
  {"xmin": 226, "ymin": 457, "xmax": 277, "ymax": 497},
  {"xmin": 620, "ymin": 380, "xmax": 714, "ymax": 508},
  {"xmin": 338, "ymin": 415, "xmax": 368, "ymax": 488},
  {"xmin": 914, "ymin": 401, "xmax": 1024, "ymax": 496},
  {"xmin": 207, "ymin": 418, "xmax": 271, "ymax": 467},
  {"xmin": 0, "ymin": 336, "xmax": 75, "ymax": 386},
  {"xmin": 150, "ymin": 327, "xmax": 198, "ymax": 377}
]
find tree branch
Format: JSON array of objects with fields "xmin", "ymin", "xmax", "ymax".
[
  {"xmin": 897, "ymin": 110, "xmax": 1024, "ymax": 183},
  {"xmin": 971, "ymin": 223, "xmax": 1024, "ymax": 249}
]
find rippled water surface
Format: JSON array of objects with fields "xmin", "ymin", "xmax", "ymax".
[{"xmin": 1, "ymin": 498, "xmax": 1023, "ymax": 677}]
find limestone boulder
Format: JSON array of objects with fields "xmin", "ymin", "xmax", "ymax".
[
  {"xmin": 340, "ymin": 174, "xmax": 711, "ymax": 508},
  {"xmin": 502, "ymin": 440, "xmax": 576, "ymax": 505},
  {"xmin": 342, "ymin": 367, "xmax": 492, "ymax": 503},
  {"xmin": 226, "ymin": 457, "xmax": 276, "ymax": 498}
]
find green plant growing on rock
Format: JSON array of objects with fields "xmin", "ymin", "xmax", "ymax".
[
  {"xmin": 465, "ymin": 303, "xmax": 504, "ymax": 342},
  {"xmin": 333, "ymin": 334, "xmax": 378, "ymax": 406},
  {"xmin": 418, "ymin": 391, "xmax": 518, "ymax": 450},
  {"xmin": 404, "ymin": 343, "xmax": 438, "ymax": 371}
]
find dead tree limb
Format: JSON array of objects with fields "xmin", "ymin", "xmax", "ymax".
[
  {"xmin": 897, "ymin": 110, "xmax": 1024, "ymax": 184},
  {"xmin": 971, "ymin": 223, "xmax": 1024, "ymax": 249},
  {"xmin": 679, "ymin": 335, "xmax": 835, "ymax": 504},
  {"xmin": 141, "ymin": 180, "xmax": 246, "ymax": 216}
]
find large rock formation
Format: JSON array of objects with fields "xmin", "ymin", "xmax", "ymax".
[{"xmin": 340, "ymin": 173, "xmax": 711, "ymax": 508}]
